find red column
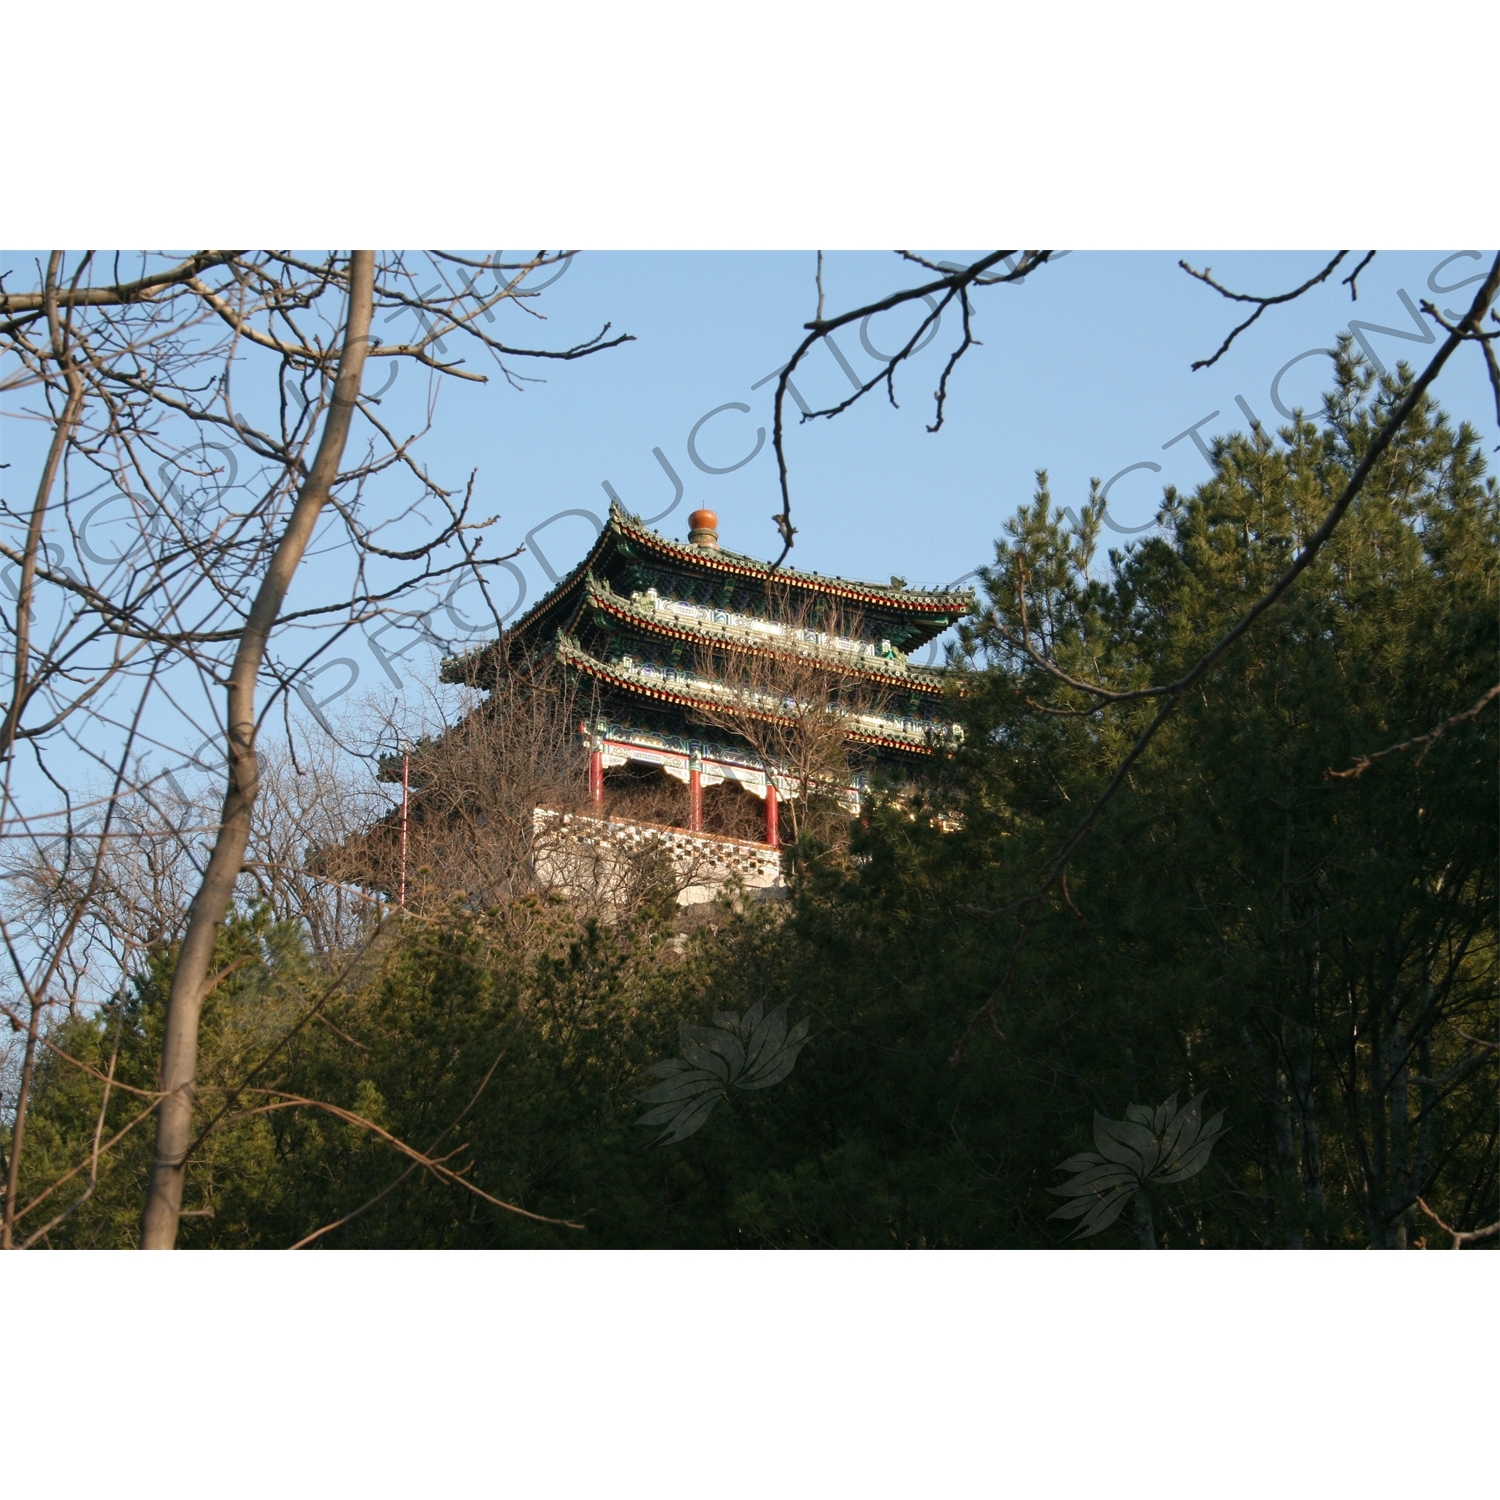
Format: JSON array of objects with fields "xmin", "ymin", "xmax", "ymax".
[
  {"xmin": 764, "ymin": 782, "xmax": 779, "ymax": 849},
  {"xmin": 688, "ymin": 755, "xmax": 703, "ymax": 832},
  {"xmin": 589, "ymin": 745, "xmax": 604, "ymax": 807}
]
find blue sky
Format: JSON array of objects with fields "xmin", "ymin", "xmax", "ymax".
[
  {"xmin": 2, "ymin": 249, "xmax": 1494, "ymax": 781},
  {"xmin": 396, "ymin": 249, "xmax": 1497, "ymax": 655}
]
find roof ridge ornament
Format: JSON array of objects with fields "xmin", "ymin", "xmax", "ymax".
[{"xmin": 687, "ymin": 508, "xmax": 719, "ymax": 548}]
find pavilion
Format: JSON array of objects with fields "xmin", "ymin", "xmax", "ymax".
[{"xmin": 442, "ymin": 502, "xmax": 972, "ymax": 896}]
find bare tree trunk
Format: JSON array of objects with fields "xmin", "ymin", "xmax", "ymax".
[
  {"xmin": 0, "ymin": 252, "xmax": 85, "ymax": 763},
  {"xmin": 0, "ymin": 261, "xmax": 80, "ymax": 1248},
  {"xmin": 139, "ymin": 252, "xmax": 375, "ymax": 1249},
  {"xmin": 0, "ymin": 996, "xmax": 43, "ymax": 1248}
]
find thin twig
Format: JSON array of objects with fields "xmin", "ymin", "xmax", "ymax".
[
  {"xmin": 1181, "ymin": 252, "xmax": 1350, "ymax": 370},
  {"xmin": 1326, "ymin": 683, "xmax": 1500, "ymax": 780},
  {"xmin": 228, "ymin": 1089, "xmax": 584, "ymax": 1231},
  {"xmin": 1342, "ymin": 251, "xmax": 1377, "ymax": 300},
  {"xmin": 288, "ymin": 1042, "xmax": 515, "ymax": 1249}
]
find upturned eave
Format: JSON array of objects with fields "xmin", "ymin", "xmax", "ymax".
[
  {"xmin": 552, "ymin": 636, "xmax": 956, "ymax": 756},
  {"xmin": 576, "ymin": 575, "xmax": 953, "ymax": 696}
]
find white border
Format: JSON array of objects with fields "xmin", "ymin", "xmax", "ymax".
[
  {"xmin": 8, "ymin": 2, "xmax": 1493, "ymax": 246},
  {"xmin": 6, "ymin": 1251, "xmax": 1494, "ymax": 1497}
]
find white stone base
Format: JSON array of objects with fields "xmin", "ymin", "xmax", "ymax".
[{"xmin": 532, "ymin": 806, "xmax": 785, "ymax": 906}]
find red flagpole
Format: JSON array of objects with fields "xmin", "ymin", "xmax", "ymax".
[{"xmin": 398, "ymin": 747, "xmax": 410, "ymax": 908}]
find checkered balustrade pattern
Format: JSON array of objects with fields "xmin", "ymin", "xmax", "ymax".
[{"xmin": 532, "ymin": 806, "xmax": 785, "ymax": 907}]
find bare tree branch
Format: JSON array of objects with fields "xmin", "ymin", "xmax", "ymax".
[
  {"xmin": 1180, "ymin": 251, "xmax": 1352, "ymax": 370},
  {"xmin": 769, "ymin": 251, "xmax": 1056, "ymax": 564},
  {"xmin": 1327, "ymin": 683, "xmax": 1500, "ymax": 780},
  {"xmin": 1415, "ymin": 1197, "xmax": 1500, "ymax": 1249}
]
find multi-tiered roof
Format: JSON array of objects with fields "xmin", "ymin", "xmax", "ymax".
[{"xmin": 446, "ymin": 503, "xmax": 972, "ymax": 787}]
